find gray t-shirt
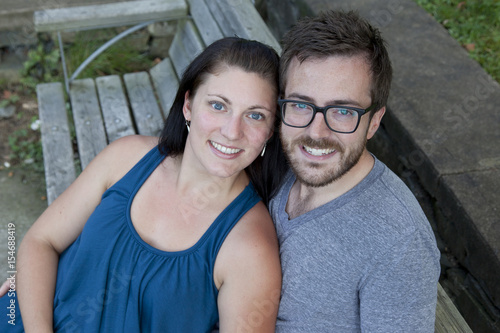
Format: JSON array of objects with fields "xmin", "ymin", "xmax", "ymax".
[{"xmin": 270, "ymin": 157, "xmax": 440, "ymax": 332}]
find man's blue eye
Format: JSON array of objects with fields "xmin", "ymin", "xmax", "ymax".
[
  {"xmin": 337, "ymin": 108, "xmax": 352, "ymax": 116},
  {"xmin": 295, "ymin": 103, "xmax": 307, "ymax": 109}
]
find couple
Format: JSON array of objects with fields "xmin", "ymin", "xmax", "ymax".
[{"xmin": 1, "ymin": 10, "xmax": 440, "ymax": 332}]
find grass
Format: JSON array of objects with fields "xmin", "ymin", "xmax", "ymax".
[
  {"xmin": 414, "ymin": 0, "xmax": 500, "ymax": 83},
  {"xmin": 64, "ymin": 28, "xmax": 154, "ymax": 79}
]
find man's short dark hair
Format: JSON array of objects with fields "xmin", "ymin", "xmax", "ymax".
[{"xmin": 280, "ymin": 10, "xmax": 393, "ymax": 113}]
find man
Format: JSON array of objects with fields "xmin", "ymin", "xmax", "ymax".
[{"xmin": 269, "ymin": 10, "xmax": 440, "ymax": 332}]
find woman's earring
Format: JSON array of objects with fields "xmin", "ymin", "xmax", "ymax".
[
  {"xmin": 260, "ymin": 143, "xmax": 267, "ymax": 157},
  {"xmin": 186, "ymin": 120, "xmax": 191, "ymax": 133}
]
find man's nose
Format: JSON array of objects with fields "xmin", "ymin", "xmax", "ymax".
[{"xmin": 307, "ymin": 112, "xmax": 332, "ymax": 139}]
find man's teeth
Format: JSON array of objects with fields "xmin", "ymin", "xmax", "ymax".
[
  {"xmin": 304, "ymin": 146, "xmax": 336, "ymax": 156},
  {"xmin": 211, "ymin": 141, "xmax": 241, "ymax": 154}
]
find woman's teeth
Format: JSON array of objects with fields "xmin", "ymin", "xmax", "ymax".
[{"xmin": 211, "ymin": 141, "xmax": 242, "ymax": 155}]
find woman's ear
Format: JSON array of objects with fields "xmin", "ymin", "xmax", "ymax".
[
  {"xmin": 182, "ymin": 91, "xmax": 192, "ymax": 121},
  {"xmin": 367, "ymin": 106, "xmax": 386, "ymax": 140}
]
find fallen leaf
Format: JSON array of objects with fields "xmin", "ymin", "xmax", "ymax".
[
  {"xmin": 464, "ymin": 43, "xmax": 475, "ymax": 51},
  {"xmin": 457, "ymin": 1, "xmax": 466, "ymax": 10},
  {"xmin": 153, "ymin": 57, "xmax": 162, "ymax": 65},
  {"xmin": 8, "ymin": 171, "xmax": 14, "ymax": 177},
  {"xmin": 3, "ymin": 90, "xmax": 12, "ymax": 99},
  {"xmin": 41, "ymin": 196, "xmax": 47, "ymax": 201}
]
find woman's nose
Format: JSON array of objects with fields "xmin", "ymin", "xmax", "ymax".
[{"xmin": 221, "ymin": 115, "xmax": 243, "ymax": 140}]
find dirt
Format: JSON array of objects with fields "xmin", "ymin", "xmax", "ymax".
[
  {"xmin": 0, "ymin": 83, "xmax": 48, "ymax": 283},
  {"xmin": 0, "ymin": 84, "xmax": 41, "ymax": 169}
]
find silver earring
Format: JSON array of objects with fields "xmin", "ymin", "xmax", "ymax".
[
  {"xmin": 260, "ymin": 143, "xmax": 267, "ymax": 157},
  {"xmin": 186, "ymin": 120, "xmax": 191, "ymax": 133}
]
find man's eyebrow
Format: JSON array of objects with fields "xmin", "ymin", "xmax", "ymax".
[{"xmin": 286, "ymin": 93, "xmax": 362, "ymax": 107}]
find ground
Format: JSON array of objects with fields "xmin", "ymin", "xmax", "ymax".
[{"xmin": 0, "ymin": 83, "xmax": 47, "ymax": 283}]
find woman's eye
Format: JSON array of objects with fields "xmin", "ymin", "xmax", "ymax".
[
  {"xmin": 210, "ymin": 101, "xmax": 225, "ymax": 111},
  {"xmin": 249, "ymin": 112, "xmax": 264, "ymax": 121}
]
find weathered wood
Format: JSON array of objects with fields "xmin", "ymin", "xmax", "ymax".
[
  {"xmin": 187, "ymin": 0, "xmax": 224, "ymax": 46},
  {"xmin": 123, "ymin": 72, "xmax": 164, "ymax": 136},
  {"xmin": 435, "ymin": 284, "xmax": 473, "ymax": 333},
  {"xmin": 37, "ymin": 82, "xmax": 76, "ymax": 205},
  {"xmin": 70, "ymin": 78, "xmax": 108, "ymax": 170},
  {"xmin": 204, "ymin": 0, "xmax": 281, "ymax": 53},
  {"xmin": 149, "ymin": 57, "xmax": 179, "ymax": 118},
  {"xmin": 168, "ymin": 19, "xmax": 204, "ymax": 77},
  {"xmin": 34, "ymin": 0, "xmax": 188, "ymax": 32},
  {"xmin": 95, "ymin": 75, "xmax": 136, "ymax": 142}
]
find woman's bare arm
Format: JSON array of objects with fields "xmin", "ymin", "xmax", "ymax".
[
  {"xmin": 215, "ymin": 202, "xmax": 282, "ymax": 332},
  {"xmin": 17, "ymin": 135, "xmax": 155, "ymax": 332}
]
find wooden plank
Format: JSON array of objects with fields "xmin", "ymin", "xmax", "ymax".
[
  {"xmin": 149, "ymin": 58, "xmax": 179, "ymax": 118},
  {"xmin": 95, "ymin": 75, "xmax": 136, "ymax": 142},
  {"xmin": 70, "ymin": 78, "xmax": 108, "ymax": 170},
  {"xmin": 123, "ymin": 72, "xmax": 164, "ymax": 136},
  {"xmin": 205, "ymin": 0, "xmax": 281, "ymax": 53},
  {"xmin": 168, "ymin": 19, "xmax": 204, "ymax": 77},
  {"xmin": 187, "ymin": 0, "xmax": 224, "ymax": 46},
  {"xmin": 435, "ymin": 284, "xmax": 473, "ymax": 333},
  {"xmin": 37, "ymin": 82, "xmax": 76, "ymax": 205},
  {"xmin": 34, "ymin": 0, "xmax": 188, "ymax": 32}
]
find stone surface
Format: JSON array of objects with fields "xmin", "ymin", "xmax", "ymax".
[
  {"xmin": 0, "ymin": 105, "xmax": 16, "ymax": 119},
  {"xmin": 0, "ymin": 168, "xmax": 47, "ymax": 284},
  {"xmin": 437, "ymin": 170, "xmax": 500, "ymax": 304}
]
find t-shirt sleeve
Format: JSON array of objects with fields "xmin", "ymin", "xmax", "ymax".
[{"xmin": 358, "ymin": 229, "xmax": 441, "ymax": 332}]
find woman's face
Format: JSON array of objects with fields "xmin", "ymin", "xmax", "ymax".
[{"xmin": 183, "ymin": 66, "xmax": 276, "ymax": 179}]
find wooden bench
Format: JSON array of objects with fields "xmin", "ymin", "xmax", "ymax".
[
  {"xmin": 33, "ymin": 1, "xmax": 471, "ymax": 331},
  {"xmin": 34, "ymin": 0, "xmax": 279, "ymax": 204}
]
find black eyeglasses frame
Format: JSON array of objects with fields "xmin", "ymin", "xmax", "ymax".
[{"xmin": 278, "ymin": 99, "xmax": 376, "ymax": 134}]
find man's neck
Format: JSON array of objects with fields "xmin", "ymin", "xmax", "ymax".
[{"xmin": 285, "ymin": 151, "xmax": 375, "ymax": 219}]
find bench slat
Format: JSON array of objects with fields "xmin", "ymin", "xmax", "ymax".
[
  {"xmin": 150, "ymin": 58, "xmax": 179, "ymax": 119},
  {"xmin": 37, "ymin": 82, "xmax": 76, "ymax": 205},
  {"xmin": 34, "ymin": 0, "xmax": 188, "ymax": 32},
  {"xmin": 70, "ymin": 78, "xmax": 108, "ymax": 170},
  {"xmin": 95, "ymin": 75, "xmax": 136, "ymax": 142},
  {"xmin": 168, "ymin": 19, "xmax": 205, "ymax": 77},
  {"xmin": 187, "ymin": 0, "xmax": 224, "ymax": 46},
  {"xmin": 124, "ymin": 72, "xmax": 164, "ymax": 136},
  {"xmin": 435, "ymin": 284, "xmax": 473, "ymax": 333},
  {"xmin": 205, "ymin": 0, "xmax": 281, "ymax": 53}
]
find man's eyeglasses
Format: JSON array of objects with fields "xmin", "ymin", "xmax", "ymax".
[{"xmin": 278, "ymin": 99, "xmax": 376, "ymax": 134}]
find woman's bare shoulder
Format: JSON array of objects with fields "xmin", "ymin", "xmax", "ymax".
[
  {"xmin": 218, "ymin": 201, "xmax": 279, "ymax": 268},
  {"xmin": 91, "ymin": 135, "xmax": 160, "ymax": 186}
]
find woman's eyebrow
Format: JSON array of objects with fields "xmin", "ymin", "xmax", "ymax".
[{"xmin": 208, "ymin": 94, "xmax": 231, "ymax": 105}]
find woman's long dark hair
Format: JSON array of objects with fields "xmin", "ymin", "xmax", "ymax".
[{"xmin": 158, "ymin": 37, "xmax": 288, "ymax": 204}]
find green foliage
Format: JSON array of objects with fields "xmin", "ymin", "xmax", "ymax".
[
  {"xmin": 415, "ymin": 0, "xmax": 500, "ymax": 83},
  {"xmin": 0, "ymin": 93, "xmax": 19, "ymax": 108},
  {"xmin": 20, "ymin": 44, "xmax": 61, "ymax": 91},
  {"xmin": 8, "ymin": 116, "xmax": 44, "ymax": 173}
]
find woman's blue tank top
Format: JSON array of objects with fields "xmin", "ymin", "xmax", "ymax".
[{"xmin": 1, "ymin": 146, "xmax": 261, "ymax": 332}]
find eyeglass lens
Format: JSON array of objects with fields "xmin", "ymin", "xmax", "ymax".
[{"xmin": 282, "ymin": 102, "xmax": 359, "ymax": 132}]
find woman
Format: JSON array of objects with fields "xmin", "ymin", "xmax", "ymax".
[{"xmin": 1, "ymin": 37, "xmax": 286, "ymax": 332}]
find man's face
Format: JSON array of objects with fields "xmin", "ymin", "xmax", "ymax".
[{"xmin": 280, "ymin": 55, "xmax": 380, "ymax": 188}]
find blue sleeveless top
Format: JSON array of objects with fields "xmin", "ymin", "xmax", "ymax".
[{"xmin": 1, "ymin": 146, "xmax": 261, "ymax": 332}]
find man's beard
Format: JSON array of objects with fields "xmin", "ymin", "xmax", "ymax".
[{"xmin": 281, "ymin": 134, "xmax": 366, "ymax": 188}]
